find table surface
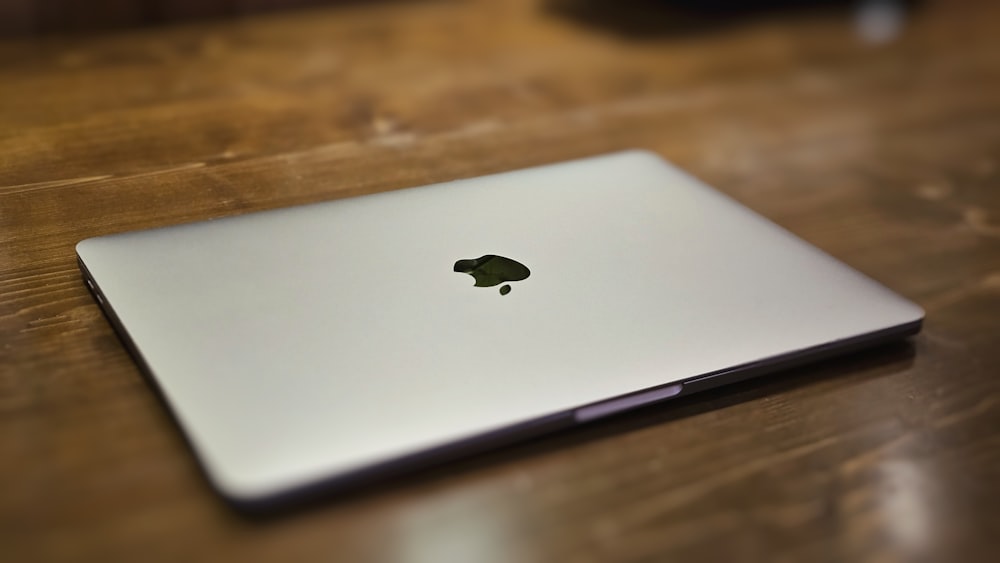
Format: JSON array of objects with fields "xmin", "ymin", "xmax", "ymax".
[{"xmin": 2, "ymin": 0, "xmax": 999, "ymax": 560}]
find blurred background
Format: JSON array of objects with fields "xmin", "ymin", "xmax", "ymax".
[
  {"xmin": 1, "ymin": 0, "xmax": 341, "ymax": 36},
  {"xmin": 2, "ymin": 0, "xmax": 916, "ymax": 38}
]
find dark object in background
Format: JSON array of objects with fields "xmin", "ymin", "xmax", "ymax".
[
  {"xmin": 0, "ymin": 0, "xmax": 376, "ymax": 37},
  {"xmin": 547, "ymin": 0, "xmax": 919, "ymax": 40}
]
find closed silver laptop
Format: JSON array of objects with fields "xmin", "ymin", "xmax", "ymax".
[{"xmin": 77, "ymin": 150, "xmax": 923, "ymax": 508}]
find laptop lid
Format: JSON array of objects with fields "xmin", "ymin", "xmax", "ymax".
[{"xmin": 76, "ymin": 150, "xmax": 922, "ymax": 506}]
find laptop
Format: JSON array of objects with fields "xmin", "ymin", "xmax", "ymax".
[{"xmin": 76, "ymin": 150, "xmax": 923, "ymax": 510}]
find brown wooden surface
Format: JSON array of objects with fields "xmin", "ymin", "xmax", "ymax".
[{"xmin": 2, "ymin": 0, "xmax": 999, "ymax": 561}]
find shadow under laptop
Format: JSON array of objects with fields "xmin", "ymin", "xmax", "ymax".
[{"xmin": 237, "ymin": 338, "xmax": 916, "ymax": 520}]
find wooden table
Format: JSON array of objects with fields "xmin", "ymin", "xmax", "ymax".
[{"xmin": 3, "ymin": 0, "xmax": 998, "ymax": 560}]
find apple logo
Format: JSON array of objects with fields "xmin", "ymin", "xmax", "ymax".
[{"xmin": 453, "ymin": 254, "xmax": 530, "ymax": 295}]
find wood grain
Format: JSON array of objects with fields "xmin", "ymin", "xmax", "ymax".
[{"xmin": 2, "ymin": 0, "xmax": 999, "ymax": 561}]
